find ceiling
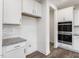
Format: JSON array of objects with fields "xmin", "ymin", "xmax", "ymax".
[{"xmin": 49, "ymin": 0, "xmax": 79, "ymax": 9}]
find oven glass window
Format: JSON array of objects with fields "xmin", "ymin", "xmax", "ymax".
[
  {"xmin": 58, "ymin": 34, "xmax": 63, "ymax": 42},
  {"xmin": 58, "ymin": 22, "xmax": 72, "ymax": 32},
  {"xmin": 63, "ymin": 25, "xmax": 72, "ymax": 32},
  {"xmin": 58, "ymin": 25, "xmax": 63, "ymax": 31},
  {"xmin": 63, "ymin": 34, "xmax": 72, "ymax": 43}
]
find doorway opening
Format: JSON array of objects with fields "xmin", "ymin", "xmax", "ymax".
[{"xmin": 49, "ymin": 7, "xmax": 55, "ymax": 52}]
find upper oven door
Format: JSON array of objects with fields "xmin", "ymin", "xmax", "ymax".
[
  {"xmin": 58, "ymin": 22, "xmax": 72, "ymax": 32},
  {"xmin": 58, "ymin": 25, "xmax": 63, "ymax": 31},
  {"xmin": 63, "ymin": 34, "xmax": 72, "ymax": 45},
  {"xmin": 63, "ymin": 24, "xmax": 72, "ymax": 32}
]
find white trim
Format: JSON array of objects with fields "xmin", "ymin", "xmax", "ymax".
[
  {"xmin": 54, "ymin": 9, "xmax": 58, "ymax": 48},
  {"xmin": 45, "ymin": 2, "xmax": 58, "ymax": 55},
  {"xmin": 49, "ymin": 4, "xmax": 58, "ymax": 48},
  {"xmin": 58, "ymin": 42, "xmax": 79, "ymax": 53},
  {"xmin": 49, "ymin": 4, "xmax": 57, "ymax": 10},
  {"xmin": 48, "ymin": 3, "xmax": 58, "ymax": 49}
]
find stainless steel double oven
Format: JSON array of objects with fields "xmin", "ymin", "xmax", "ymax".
[{"xmin": 58, "ymin": 21, "xmax": 72, "ymax": 45}]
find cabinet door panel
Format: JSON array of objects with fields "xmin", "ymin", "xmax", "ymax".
[
  {"xmin": 23, "ymin": 0, "xmax": 33, "ymax": 14},
  {"xmin": 34, "ymin": 1, "xmax": 41, "ymax": 17},
  {"xmin": 0, "ymin": 0, "xmax": 3, "ymax": 19},
  {"xmin": 0, "ymin": 41, "xmax": 2, "ymax": 56},
  {"xmin": 74, "ymin": 7, "xmax": 79, "ymax": 26},
  {"xmin": 4, "ymin": 48, "xmax": 25, "ymax": 58},
  {"xmin": 23, "ymin": 0, "xmax": 42, "ymax": 17},
  {"xmin": 62, "ymin": 7, "xmax": 73, "ymax": 21},
  {"xmin": 73, "ymin": 36, "xmax": 79, "ymax": 51},
  {"xmin": 58, "ymin": 7, "xmax": 73, "ymax": 22},
  {"xmin": 57, "ymin": 10, "xmax": 63, "ymax": 22},
  {"xmin": 36, "ymin": 2, "xmax": 42, "ymax": 17},
  {"xmin": 3, "ymin": 0, "xmax": 21, "ymax": 24},
  {"xmin": 0, "ymin": 0, "xmax": 2, "ymax": 56}
]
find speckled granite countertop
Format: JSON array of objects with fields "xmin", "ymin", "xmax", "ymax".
[{"xmin": 2, "ymin": 37, "xmax": 26, "ymax": 46}]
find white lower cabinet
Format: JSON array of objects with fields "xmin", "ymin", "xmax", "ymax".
[
  {"xmin": 58, "ymin": 42, "xmax": 73, "ymax": 50},
  {"xmin": 0, "ymin": 41, "xmax": 2, "ymax": 57},
  {"xmin": 0, "ymin": 0, "xmax": 2, "ymax": 57},
  {"xmin": 4, "ymin": 47, "xmax": 25, "ymax": 58},
  {"xmin": 3, "ymin": 42, "xmax": 26, "ymax": 58},
  {"xmin": 73, "ymin": 36, "xmax": 79, "ymax": 51}
]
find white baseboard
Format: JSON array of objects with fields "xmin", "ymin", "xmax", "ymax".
[{"xmin": 58, "ymin": 42, "xmax": 79, "ymax": 53}]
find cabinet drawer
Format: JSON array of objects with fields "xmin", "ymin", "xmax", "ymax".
[
  {"xmin": 5, "ymin": 42, "xmax": 26, "ymax": 52},
  {"xmin": 3, "ymin": 47, "xmax": 25, "ymax": 58}
]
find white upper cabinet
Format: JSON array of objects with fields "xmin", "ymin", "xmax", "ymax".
[
  {"xmin": 57, "ymin": 10, "xmax": 63, "ymax": 22},
  {"xmin": 74, "ymin": 6, "xmax": 79, "ymax": 26},
  {"xmin": 0, "ymin": 0, "xmax": 2, "ymax": 56},
  {"xmin": 23, "ymin": 0, "xmax": 42, "ymax": 18},
  {"xmin": 3, "ymin": 0, "xmax": 22, "ymax": 24},
  {"xmin": 34, "ymin": 1, "xmax": 42, "ymax": 17},
  {"xmin": 0, "ymin": 0, "xmax": 3, "ymax": 19},
  {"xmin": 23, "ymin": 0, "xmax": 33, "ymax": 14},
  {"xmin": 58, "ymin": 7, "xmax": 74, "ymax": 22}
]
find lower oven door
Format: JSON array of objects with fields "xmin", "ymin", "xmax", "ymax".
[
  {"xmin": 58, "ymin": 34, "xmax": 63, "ymax": 43},
  {"xmin": 63, "ymin": 25, "xmax": 72, "ymax": 32},
  {"xmin": 63, "ymin": 34, "xmax": 72, "ymax": 45}
]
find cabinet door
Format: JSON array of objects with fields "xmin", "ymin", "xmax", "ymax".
[
  {"xmin": 62, "ymin": 7, "xmax": 73, "ymax": 21},
  {"xmin": 0, "ymin": 41, "xmax": 2, "ymax": 56},
  {"xmin": 23, "ymin": 0, "xmax": 33, "ymax": 14},
  {"xmin": 73, "ymin": 36, "xmax": 79, "ymax": 51},
  {"xmin": 3, "ymin": 0, "xmax": 22, "ymax": 24},
  {"xmin": 58, "ymin": 7, "xmax": 73, "ymax": 22},
  {"xmin": 0, "ymin": 0, "xmax": 2, "ymax": 56},
  {"xmin": 74, "ymin": 7, "xmax": 79, "ymax": 26},
  {"xmin": 4, "ymin": 47, "xmax": 25, "ymax": 58},
  {"xmin": 36, "ymin": 2, "xmax": 42, "ymax": 17},
  {"xmin": 57, "ymin": 10, "xmax": 63, "ymax": 22},
  {"xmin": 34, "ymin": 1, "xmax": 42, "ymax": 17},
  {"xmin": 0, "ymin": 0, "xmax": 3, "ymax": 19}
]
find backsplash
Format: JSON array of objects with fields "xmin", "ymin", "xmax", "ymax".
[{"xmin": 3, "ymin": 25, "xmax": 21, "ymax": 39}]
